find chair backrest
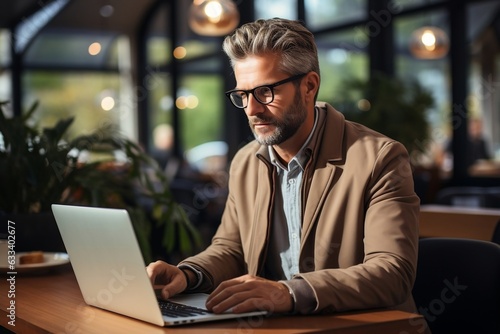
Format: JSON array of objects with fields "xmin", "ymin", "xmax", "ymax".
[
  {"xmin": 493, "ymin": 221, "xmax": 500, "ymax": 245},
  {"xmin": 412, "ymin": 237, "xmax": 500, "ymax": 334},
  {"xmin": 434, "ymin": 186, "xmax": 500, "ymax": 209}
]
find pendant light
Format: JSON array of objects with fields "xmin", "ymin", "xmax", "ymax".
[
  {"xmin": 188, "ymin": 0, "xmax": 240, "ymax": 36},
  {"xmin": 409, "ymin": 26, "xmax": 450, "ymax": 59}
]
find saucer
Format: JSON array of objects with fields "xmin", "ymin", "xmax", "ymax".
[{"xmin": 1, "ymin": 252, "xmax": 70, "ymax": 274}]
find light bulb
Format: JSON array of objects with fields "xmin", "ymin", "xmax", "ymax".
[
  {"xmin": 410, "ymin": 26, "xmax": 449, "ymax": 59},
  {"xmin": 189, "ymin": 0, "xmax": 240, "ymax": 36},
  {"xmin": 421, "ymin": 30, "xmax": 437, "ymax": 51}
]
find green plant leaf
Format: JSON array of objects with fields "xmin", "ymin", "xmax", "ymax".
[{"xmin": 0, "ymin": 101, "xmax": 200, "ymax": 260}]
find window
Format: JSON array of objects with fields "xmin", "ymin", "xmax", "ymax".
[
  {"xmin": 315, "ymin": 28, "xmax": 369, "ymax": 102},
  {"xmin": 25, "ymin": 30, "xmax": 119, "ymax": 69},
  {"xmin": 467, "ymin": 1, "xmax": 500, "ymax": 175},
  {"xmin": 23, "ymin": 71, "xmax": 122, "ymax": 138},
  {"xmin": 21, "ymin": 30, "xmax": 133, "ymax": 140},
  {"xmin": 305, "ymin": 0, "xmax": 367, "ymax": 30},
  {"xmin": 255, "ymin": 0, "xmax": 297, "ymax": 19},
  {"xmin": 145, "ymin": 2, "xmax": 225, "ymax": 160},
  {"xmin": 394, "ymin": 10, "xmax": 450, "ymax": 170},
  {"xmin": 0, "ymin": 29, "xmax": 11, "ymax": 103}
]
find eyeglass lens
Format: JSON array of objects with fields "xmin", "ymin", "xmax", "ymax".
[{"xmin": 230, "ymin": 86, "xmax": 273, "ymax": 108}]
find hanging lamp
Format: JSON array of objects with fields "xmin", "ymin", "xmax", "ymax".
[
  {"xmin": 409, "ymin": 26, "xmax": 450, "ymax": 59},
  {"xmin": 188, "ymin": 0, "xmax": 240, "ymax": 36}
]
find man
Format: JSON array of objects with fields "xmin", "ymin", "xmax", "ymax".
[
  {"xmin": 147, "ymin": 18, "xmax": 420, "ymax": 316},
  {"xmin": 441, "ymin": 118, "xmax": 491, "ymax": 170}
]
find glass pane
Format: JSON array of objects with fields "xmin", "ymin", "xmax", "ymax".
[
  {"xmin": 22, "ymin": 71, "xmax": 122, "ymax": 139},
  {"xmin": 148, "ymin": 72, "xmax": 173, "ymax": 169},
  {"xmin": 146, "ymin": 1, "xmax": 221, "ymax": 67},
  {"xmin": 395, "ymin": 10, "xmax": 449, "ymax": 56},
  {"xmin": 179, "ymin": 56, "xmax": 221, "ymax": 73},
  {"xmin": 181, "ymin": 40, "xmax": 220, "ymax": 61},
  {"xmin": 467, "ymin": 1, "xmax": 500, "ymax": 177},
  {"xmin": 305, "ymin": 0, "xmax": 367, "ymax": 30},
  {"xmin": 148, "ymin": 74, "xmax": 225, "ymax": 166},
  {"xmin": 24, "ymin": 30, "xmax": 120, "ymax": 69},
  {"xmin": 146, "ymin": 4, "xmax": 170, "ymax": 66},
  {"xmin": 0, "ymin": 71, "xmax": 11, "ymax": 103},
  {"xmin": 395, "ymin": 10, "xmax": 450, "ymax": 172},
  {"xmin": 0, "ymin": 29, "xmax": 10, "ymax": 67},
  {"xmin": 146, "ymin": 2, "xmax": 172, "ymax": 165},
  {"xmin": 392, "ymin": 0, "xmax": 447, "ymax": 11},
  {"xmin": 152, "ymin": 39, "xmax": 221, "ymax": 67},
  {"xmin": 178, "ymin": 74, "xmax": 223, "ymax": 151},
  {"xmin": 315, "ymin": 29, "xmax": 368, "ymax": 102},
  {"xmin": 148, "ymin": 36, "xmax": 171, "ymax": 66},
  {"xmin": 146, "ymin": 1, "xmax": 224, "ymax": 166},
  {"xmin": 255, "ymin": 0, "xmax": 297, "ymax": 20}
]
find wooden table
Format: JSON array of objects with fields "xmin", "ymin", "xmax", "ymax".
[
  {"xmin": 420, "ymin": 204, "xmax": 500, "ymax": 241},
  {"xmin": 469, "ymin": 160, "xmax": 500, "ymax": 177},
  {"xmin": 0, "ymin": 266, "xmax": 424, "ymax": 334}
]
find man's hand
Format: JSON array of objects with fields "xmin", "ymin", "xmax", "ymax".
[
  {"xmin": 206, "ymin": 274, "xmax": 293, "ymax": 314},
  {"xmin": 146, "ymin": 260, "xmax": 187, "ymax": 299}
]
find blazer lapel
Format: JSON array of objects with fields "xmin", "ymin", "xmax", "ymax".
[
  {"xmin": 248, "ymin": 152, "xmax": 274, "ymax": 275},
  {"xmin": 301, "ymin": 163, "xmax": 338, "ymax": 246},
  {"xmin": 301, "ymin": 102, "xmax": 346, "ymax": 247}
]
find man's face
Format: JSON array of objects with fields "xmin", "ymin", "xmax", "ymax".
[{"xmin": 233, "ymin": 54, "xmax": 307, "ymax": 146}]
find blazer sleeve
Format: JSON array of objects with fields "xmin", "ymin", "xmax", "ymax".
[{"xmin": 293, "ymin": 140, "xmax": 420, "ymax": 313}]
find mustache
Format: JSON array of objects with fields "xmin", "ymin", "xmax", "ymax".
[{"xmin": 249, "ymin": 115, "xmax": 275, "ymax": 125}]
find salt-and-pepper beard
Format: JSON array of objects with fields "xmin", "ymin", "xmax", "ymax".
[{"xmin": 249, "ymin": 93, "xmax": 307, "ymax": 146}]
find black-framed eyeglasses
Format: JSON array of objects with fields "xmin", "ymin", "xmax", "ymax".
[{"xmin": 225, "ymin": 73, "xmax": 307, "ymax": 109}]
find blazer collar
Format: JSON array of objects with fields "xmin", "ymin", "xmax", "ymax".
[{"xmin": 313, "ymin": 101, "xmax": 346, "ymax": 164}]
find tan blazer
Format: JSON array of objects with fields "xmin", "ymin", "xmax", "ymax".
[{"xmin": 181, "ymin": 102, "xmax": 420, "ymax": 314}]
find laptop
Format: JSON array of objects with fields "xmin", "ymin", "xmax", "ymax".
[{"xmin": 51, "ymin": 204, "xmax": 267, "ymax": 326}]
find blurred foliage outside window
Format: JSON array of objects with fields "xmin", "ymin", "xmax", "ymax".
[
  {"xmin": 305, "ymin": 0, "xmax": 367, "ymax": 30},
  {"xmin": 179, "ymin": 75, "xmax": 223, "ymax": 150},
  {"xmin": 0, "ymin": 29, "xmax": 11, "ymax": 103},
  {"xmin": 147, "ymin": 72, "xmax": 223, "ymax": 153},
  {"xmin": 315, "ymin": 28, "xmax": 369, "ymax": 102},
  {"xmin": 394, "ymin": 11, "xmax": 450, "ymax": 167},
  {"xmin": 255, "ymin": 0, "xmax": 297, "ymax": 20},
  {"xmin": 22, "ymin": 71, "xmax": 122, "ymax": 140},
  {"xmin": 0, "ymin": 29, "xmax": 9, "ymax": 66},
  {"xmin": 0, "ymin": 71, "xmax": 10, "ymax": 103}
]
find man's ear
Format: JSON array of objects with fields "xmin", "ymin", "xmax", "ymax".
[{"xmin": 303, "ymin": 72, "xmax": 320, "ymax": 101}]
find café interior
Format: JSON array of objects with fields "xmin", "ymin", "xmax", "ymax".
[{"xmin": 1, "ymin": 1, "xmax": 500, "ymax": 333}]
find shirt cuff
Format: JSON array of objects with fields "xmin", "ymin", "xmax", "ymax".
[{"xmin": 279, "ymin": 278, "xmax": 317, "ymax": 314}]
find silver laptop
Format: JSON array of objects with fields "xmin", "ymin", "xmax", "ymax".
[{"xmin": 51, "ymin": 204, "xmax": 267, "ymax": 326}]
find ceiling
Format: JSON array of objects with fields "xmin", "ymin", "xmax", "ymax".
[
  {"xmin": 2, "ymin": 0, "xmax": 500, "ymax": 62},
  {"xmin": 0, "ymin": 0, "xmax": 159, "ymax": 34},
  {"xmin": 3, "ymin": 0, "xmax": 500, "ymax": 39},
  {"xmin": 0, "ymin": 0, "xmax": 42, "ymax": 28}
]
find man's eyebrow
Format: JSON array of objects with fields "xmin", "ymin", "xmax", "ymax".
[{"xmin": 234, "ymin": 81, "xmax": 274, "ymax": 90}]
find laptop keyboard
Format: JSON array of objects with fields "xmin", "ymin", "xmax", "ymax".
[{"xmin": 158, "ymin": 300, "xmax": 211, "ymax": 318}]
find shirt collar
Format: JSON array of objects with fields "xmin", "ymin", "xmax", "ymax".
[{"xmin": 269, "ymin": 107, "xmax": 319, "ymax": 172}]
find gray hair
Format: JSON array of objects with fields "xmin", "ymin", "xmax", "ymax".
[{"xmin": 222, "ymin": 18, "xmax": 320, "ymax": 79}]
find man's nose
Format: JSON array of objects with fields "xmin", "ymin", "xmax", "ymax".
[{"xmin": 244, "ymin": 94, "xmax": 265, "ymax": 116}]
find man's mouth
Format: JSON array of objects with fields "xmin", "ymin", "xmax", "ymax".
[{"xmin": 251, "ymin": 117, "xmax": 273, "ymax": 127}]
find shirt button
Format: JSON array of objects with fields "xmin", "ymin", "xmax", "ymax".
[{"xmin": 289, "ymin": 179, "xmax": 295, "ymax": 184}]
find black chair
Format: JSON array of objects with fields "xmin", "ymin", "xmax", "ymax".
[
  {"xmin": 434, "ymin": 186, "xmax": 500, "ymax": 209},
  {"xmin": 493, "ymin": 221, "xmax": 500, "ymax": 245},
  {"xmin": 412, "ymin": 238, "xmax": 500, "ymax": 334}
]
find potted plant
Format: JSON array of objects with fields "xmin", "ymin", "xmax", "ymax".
[
  {"xmin": 0, "ymin": 101, "xmax": 201, "ymax": 262},
  {"xmin": 333, "ymin": 72, "xmax": 433, "ymax": 163}
]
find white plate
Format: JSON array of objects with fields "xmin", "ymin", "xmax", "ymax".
[{"xmin": 1, "ymin": 252, "xmax": 70, "ymax": 274}]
